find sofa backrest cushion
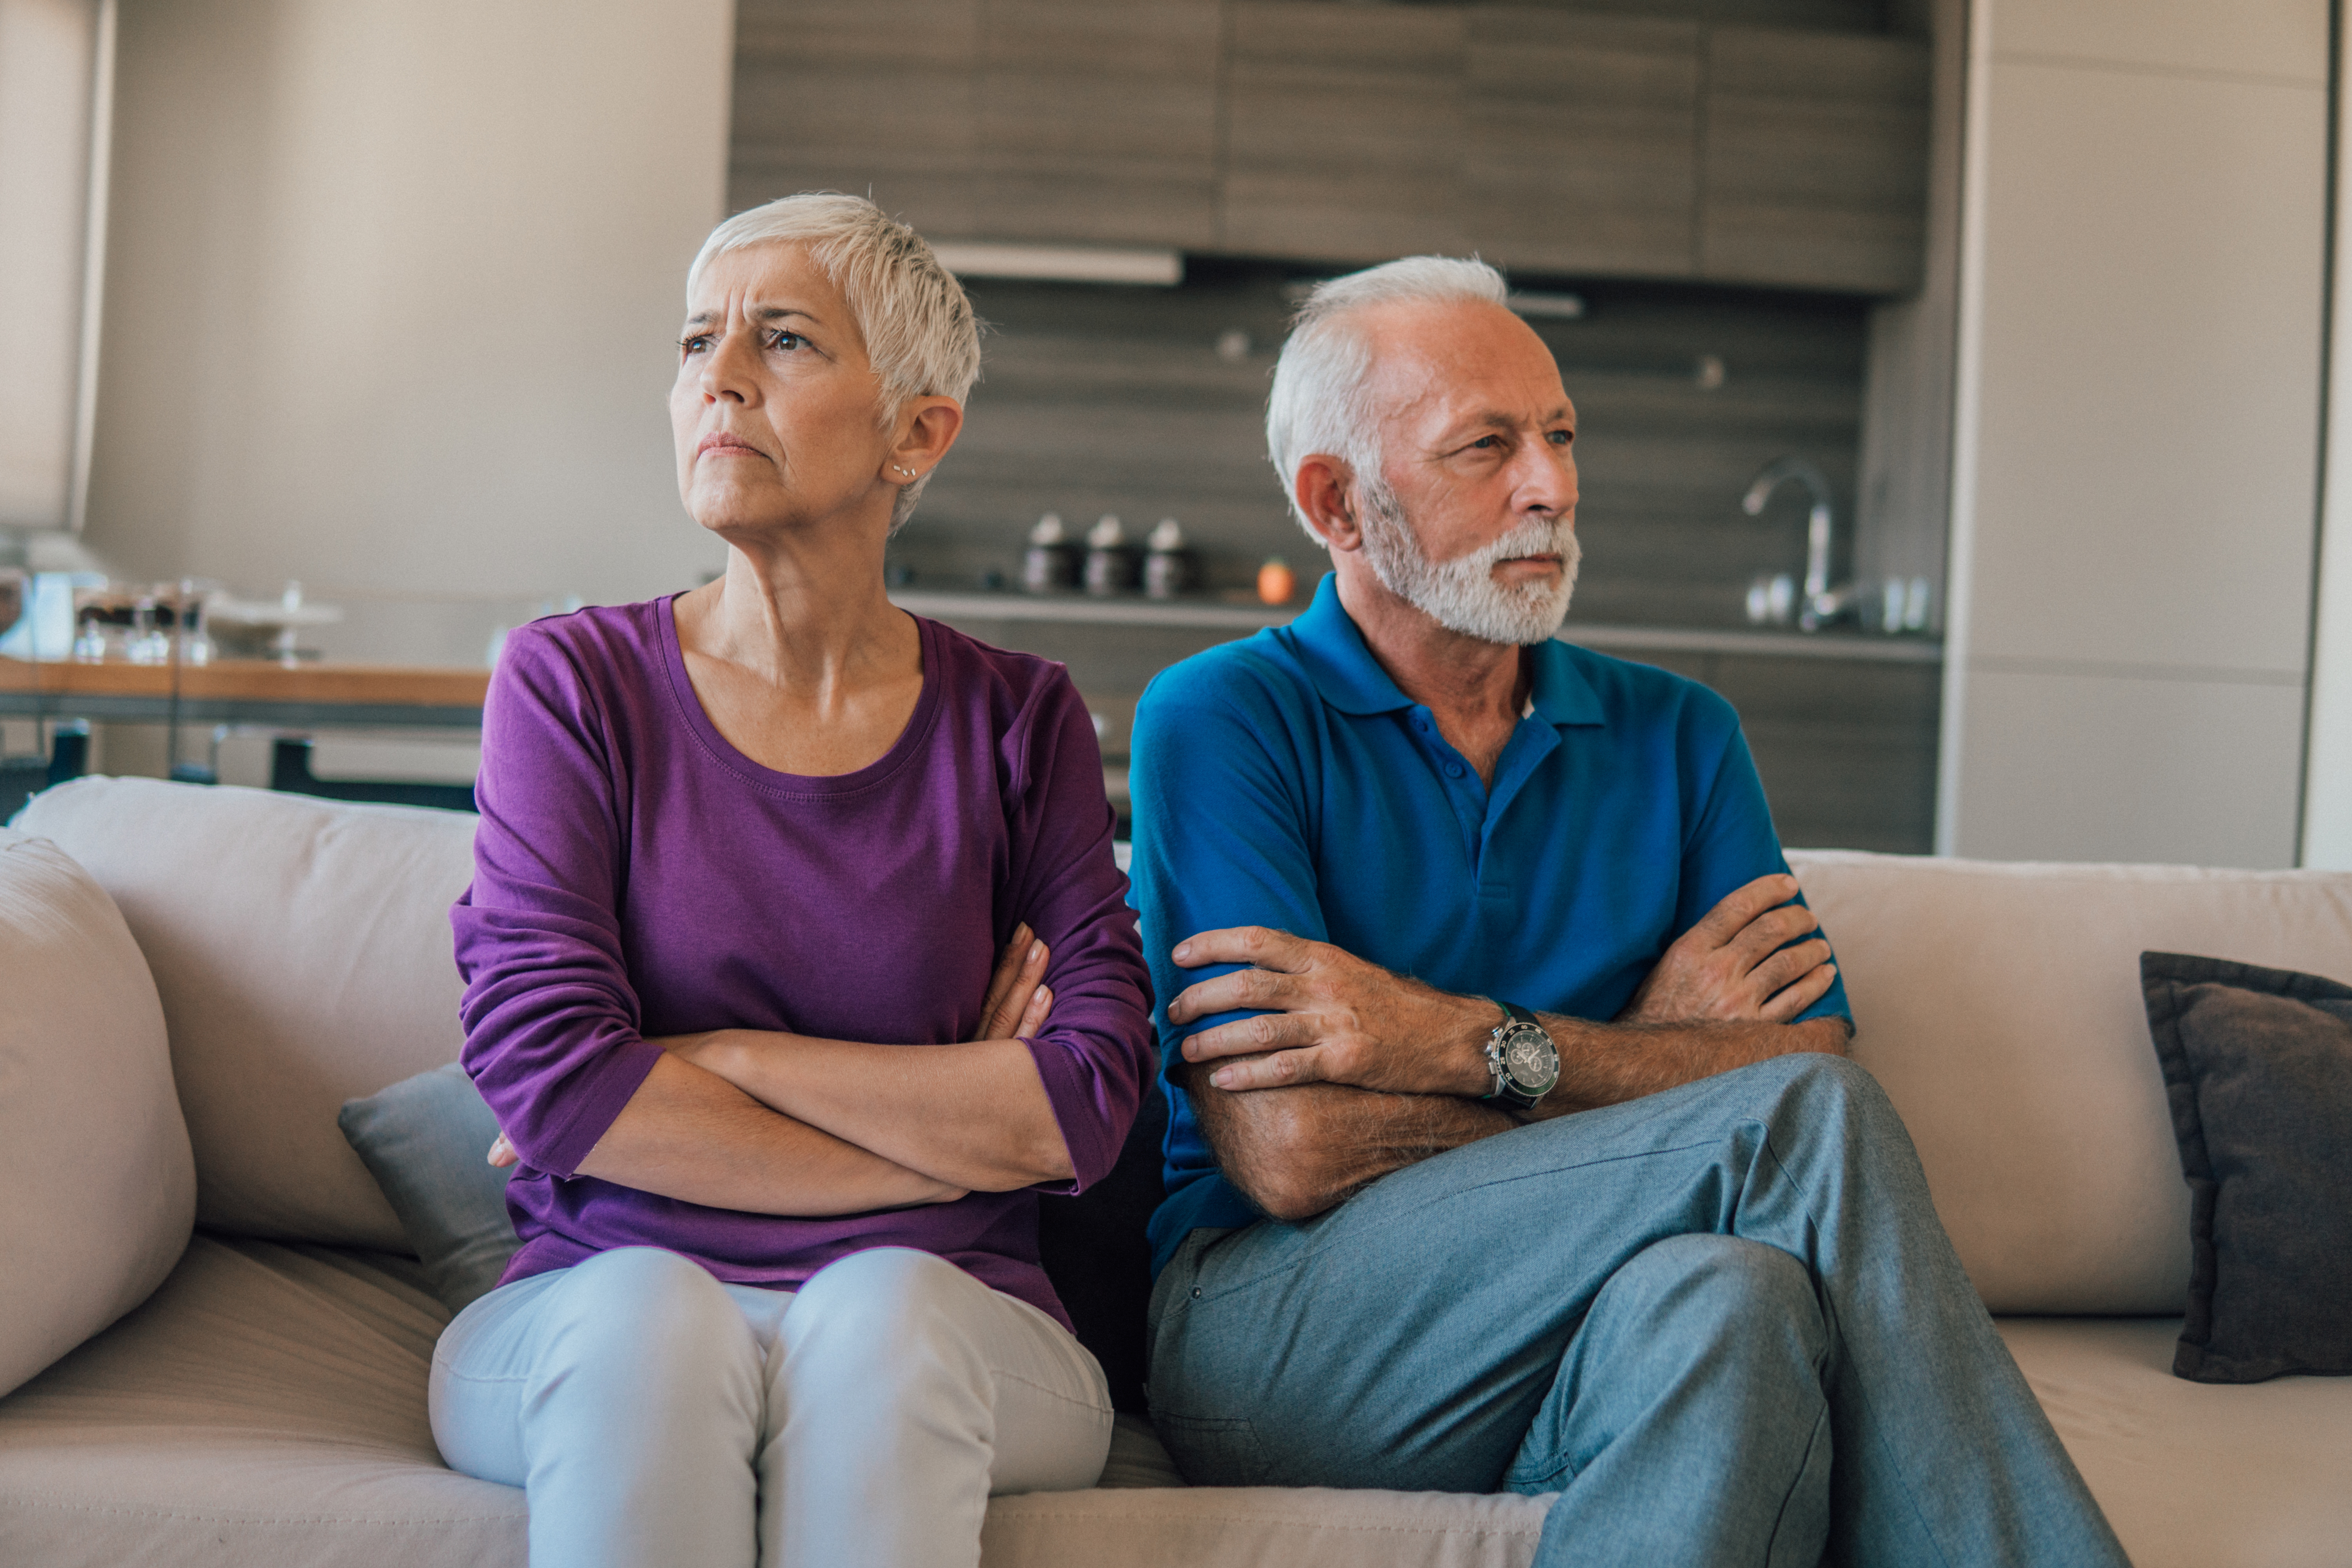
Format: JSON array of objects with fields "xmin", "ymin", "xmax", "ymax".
[
  {"xmin": 16, "ymin": 777, "xmax": 477, "ymax": 1249},
  {"xmin": 1791, "ymin": 850, "xmax": 2352, "ymax": 1315},
  {"xmin": 0, "ymin": 829, "xmax": 195, "ymax": 1397}
]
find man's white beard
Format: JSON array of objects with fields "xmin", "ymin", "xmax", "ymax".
[{"xmin": 1357, "ymin": 479, "xmax": 1580, "ymax": 646}]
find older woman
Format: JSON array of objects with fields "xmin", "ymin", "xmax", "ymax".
[{"xmin": 434, "ymin": 194, "xmax": 1153, "ymax": 1568}]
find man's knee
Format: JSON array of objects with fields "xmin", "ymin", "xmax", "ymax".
[
  {"xmin": 1736, "ymin": 1051, "xmax": 1900, "ymax": 1135},
  {"xmin": 1612, "ymin": 1233, "xmax": 1817, "ymax": 1324}
]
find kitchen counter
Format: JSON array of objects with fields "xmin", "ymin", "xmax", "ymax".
[{"xmin": 889, "ymin": 589, "xmax": 1944, "ymax": 664}]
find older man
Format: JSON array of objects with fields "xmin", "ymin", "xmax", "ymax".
[{"xmin": 1125, "ymin": 258, "xmax": 2126, "ymax": 1567}]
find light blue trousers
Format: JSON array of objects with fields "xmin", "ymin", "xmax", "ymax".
[
  {"xmin": 430, "ymin": 1245, "xmax": 1113, "ymax": 1568},
  {"xmin": 1146, "ymin": 1054, "xmax": 2130, "ymax": 1567}
]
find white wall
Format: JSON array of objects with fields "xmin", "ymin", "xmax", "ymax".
[
  {"xmin": 2303, "ymin": 8, "xmax": 2352, "ymax": 868},
  {"xmin": 1940, "ymin": 0, "xmax": 2330, "ymax": 866},
  {"xmin": 0, "ymin": 0, "xmax": 105, "ymax": 532},
  {"xmin": 80, "ymin": 0, "xmax": 735, "ymax": 652}
]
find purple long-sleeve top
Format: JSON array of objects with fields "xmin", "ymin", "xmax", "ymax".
[{"xmin": 450, "ymin": 598, "xmax": 1154, "ymax": 1328}]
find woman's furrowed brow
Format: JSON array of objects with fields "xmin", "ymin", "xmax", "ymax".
[{"xmin": 680, "ymin": 306, "xmax": 826, "ymax": 329}]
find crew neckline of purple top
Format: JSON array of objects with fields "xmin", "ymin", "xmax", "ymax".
[{"xmin": 655, "ymin": 592, "xmax": 946, "ymax": 798}]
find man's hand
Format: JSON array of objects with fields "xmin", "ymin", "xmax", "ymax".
[
  {"xmin": 1616, "ymin": 873, "xmax": 1835, "ymax": 1027},
  {"xmin": 1167, "ymin": 926, "xmax": 1495, "ymax": 1096}
]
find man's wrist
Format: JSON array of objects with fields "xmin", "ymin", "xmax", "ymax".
[{"xmin": 1452, "ymin": 995, "xmax": 1508, "ymax": 1097}]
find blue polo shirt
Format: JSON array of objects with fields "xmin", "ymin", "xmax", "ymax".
[{"xmin": 1126, "ymin": 576, "xmax": 1849, "ymax": 1275}]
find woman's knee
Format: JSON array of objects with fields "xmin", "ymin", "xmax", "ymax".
[
  {"xmin": 539, "ymin": 1248, "xmax": 759, "ymax": 1385},
  {"xmin": 788, "ymin": 1249, "xmax": 979, "ymax": 1356},
  {"xmin": 778, "ymin": 1248, "xmax": 1008, "ymax": 1411}
]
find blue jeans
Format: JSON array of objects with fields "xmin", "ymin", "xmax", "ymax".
[{"xmin": 1145, "ymin": 1054, "xmax": 2128, "ymax": 1567}]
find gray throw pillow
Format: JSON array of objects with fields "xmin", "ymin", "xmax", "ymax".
[
  {"xmin": 338, "ymin": 1062, "xmax": 521, "ymax": 1315},
  {"xmin": 2140, "ymin": 951, "xmax": 2352, "ymax": 1384}
]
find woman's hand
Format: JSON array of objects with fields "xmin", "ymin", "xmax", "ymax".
[{"xmin": 971, "ymin": 922, "xmax": 1053, "ymax": 1042}]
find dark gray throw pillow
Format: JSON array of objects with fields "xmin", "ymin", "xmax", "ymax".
[
  {"xmin": 2140, "ymin": 951, "xmax": 2352, "ymax": 1383},
  {"xmin": 338, "ymin": 1061, "xmax": 521, "ymax": 1315}
]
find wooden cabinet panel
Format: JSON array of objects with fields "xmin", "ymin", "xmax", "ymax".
[
  {"xmin": 728, "ymin": 0, "xmax": 982, "ymax": 235},
  {"xmin": 1465, "ymin": 10, "xmax": 1700, "ymax": 279},
  {"xmin": 1221, "ymin": 2, "xmax": 1466, "ymax": 262},
  {"xmin": 1698, "ymin": 27, "xmax": 1930, "ymax": 294},
  {"xmin": 977, "ymin": 0, "xmax": 1222, "ymax": 247}
]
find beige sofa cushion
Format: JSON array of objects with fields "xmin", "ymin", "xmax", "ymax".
[
  {"xmin": 0, "ymin": 830, "xmax": 193, "ymax": 1399},
  {"xmin": 2000, "ymin": 1317, "xmax": 2352, "ymax": 1568},
  {"xmin": 0, "ymin": 1234, "xmax": 1552, "ymax": 1568},
  {"xmin": 15, "ymin": 778, "xmax": 478, "ymax": 1249},
  {"xmin": 0, "ymin": 1235, "xmax": 524, "ymax": 1568},
  {"xmin": 1792, "ymin": 851, "xmax": 2352, "ymax": 1314}
]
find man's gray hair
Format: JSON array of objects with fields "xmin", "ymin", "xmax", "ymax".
[
  {"xmin": 689, "ymin": 193, "xmax": 981, "ymax": 533},
  {"xmin": 1264, "ymin": 256, "xmax": 1509, "ymax": 541}
]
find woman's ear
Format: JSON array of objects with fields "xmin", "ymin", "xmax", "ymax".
[
  {"xmin": 884, "ymin": 396, "xmax": 965, "ymax": 485},
  {"xmin": 1294, "ymin": 456, "xmax": 1365, "ymax": 554}
]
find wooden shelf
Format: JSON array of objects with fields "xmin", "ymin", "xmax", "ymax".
[{"xmin": 0, "ymin": 658, "xmax": 489, "ymax": 730}]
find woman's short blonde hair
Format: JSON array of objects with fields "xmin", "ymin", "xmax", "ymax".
[{"xmin": 688, "ymin": 193, "xmax": 981, "ymax": 532}]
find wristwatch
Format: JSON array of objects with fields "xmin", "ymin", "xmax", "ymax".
[{"xmin": 1481, "ymin": 1000, "xmax": 1559, "ymax": 1110}]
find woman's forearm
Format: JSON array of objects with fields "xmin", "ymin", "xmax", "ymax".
[
  {"xmin": 573, "ymin": 1052, "xmax": 964, "ymax": 1214},
  {"xmin": 661, "ymin": 1031, "xmax": 1075, "ymax": 1192}
]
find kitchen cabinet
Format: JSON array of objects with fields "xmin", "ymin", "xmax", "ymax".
[
  {"xmin": 727, "ymin": 1, "xmax": 1932, "ymax": 296},
  {"xmin": 1221, "ymin": 2, "xmax": 1467, "ymax": 262},
  {"xmin": 730, "ymin": 0, "xmax": 983, "ymax": 236},
  {"xmin": 1464, "ymin": 9, "xmax": 1702, "ymax": 280},
  {"xmin": 978, "ymin": 0, "xmax": 1223, "ymax": 248},
  {"xmin": 1698, "ymin": 27, "xmax": 1932, "ymax": 294}
]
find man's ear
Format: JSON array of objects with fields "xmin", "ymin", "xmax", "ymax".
[{"xmin": 1294, "ymin": 457, "xmax": 1365, "ymax": 554}]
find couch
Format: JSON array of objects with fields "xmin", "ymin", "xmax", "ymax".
[{"xmin": 0, "ymin": 775, "xmax": 2346, "ymax": 1567}]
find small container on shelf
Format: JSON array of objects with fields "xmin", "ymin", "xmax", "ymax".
[
  {"xmin": 1083, "ymin": 514, "xmax": 1139, "ymax": 596},
  {"xmin": 1021, "ymin": 514, "xmax": 1080, "ymax": 593},
  {"xmin": 1143, "ymin": 518, "xmax": 1196, "ymax": 600},
  {"xmin": 1257, "ymin": 555, "xmax": 1296, "ymax": 606}
]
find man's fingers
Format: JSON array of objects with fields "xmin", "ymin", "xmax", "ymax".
[
  {"xmin": 1688, "ymin": 873, "xmax": 1801, "ymax": 946},
  {"xmin": 1744, "ymin": 937, "xmax": 1833, "ymax": 1000},
  {"xmin": 1201, "ymin": 1046, "xmax": 1327, "ymax": 1092},
  {"xmin": 1180, "ymin": 1010, "xmax": 1320, "ymax": 1063},
  {"xmin": 1170, "ymin": 925, "xmax": 1312, "ymax": 973},
  {"xmin": 1760, "ymin": 964, "xmax": 1838, "ymax": 1024},
  {"xmin": 1722, "ymin": 904, "xmax": 1821, "ymax": 970},
  {"xmin": 1166, "ymin": 964, "xmax": 1301, "ymax": 1025}
]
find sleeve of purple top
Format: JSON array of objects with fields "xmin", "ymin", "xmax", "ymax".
[
  {"xmin": 1002, "ymin": 673, "xmax": 1157, "ymax": 1194},
  {"xmin": 449, "ymin": 626, "xmax": 665, "ymax": 1178}
]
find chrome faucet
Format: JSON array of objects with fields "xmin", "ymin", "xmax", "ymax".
[{"xmin": 1742, "ymin": 457, "xmax": 1852, "ymax": 631}]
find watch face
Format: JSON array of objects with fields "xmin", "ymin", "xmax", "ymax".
[{"xmin": 1503, "ymin": 1026, "xmax": 1557, "ymax": 1091}]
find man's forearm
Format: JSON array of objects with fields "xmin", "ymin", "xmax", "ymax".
[
  {"xmin": 1185, "ymin": 1013, "xmax": 1849, "ymax": 1220},
  {"xmin": 1528, "ymin": 1013, "xmax": 1852, "ymax": 1121},
  {"xmin": 1180, "ymin": 1058, "xmax": 1515, "ymax": 1222}
]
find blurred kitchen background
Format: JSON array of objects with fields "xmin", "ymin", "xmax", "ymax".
[{"xmin": 4, "ymin": 0, "xmax": 2341, "ymax": 869}]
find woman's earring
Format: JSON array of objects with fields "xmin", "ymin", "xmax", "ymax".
[{"xmin": 892, "ymin": 464, "xmax": 917, "ymax": 478}]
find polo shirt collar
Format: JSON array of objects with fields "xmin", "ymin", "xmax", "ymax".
[{"xmin": 1289, "ymin": 574, "xmax": 1607, "ymax": 727}]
